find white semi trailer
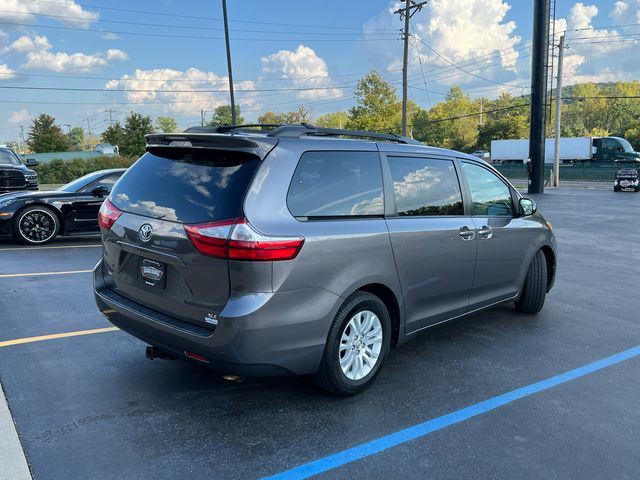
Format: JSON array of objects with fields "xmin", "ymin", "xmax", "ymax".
[{"xmin": 491, "ymin": 137, "xmax": 594, "ymax": 164}]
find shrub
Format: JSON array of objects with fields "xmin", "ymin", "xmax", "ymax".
[{"xmin": 34, "ymin": 156, "xmax": 138, "ymax": 184}]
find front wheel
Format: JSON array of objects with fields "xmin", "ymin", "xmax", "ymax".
[
  {"xmin": 515, "ymin": 250, "xmax": 548, "ymax": 314},
  {"xmin": 13, "ymin": 206, "xmax": 60, "ymax": 245},
  {"xmin": 313, "ymin": 292, "xmax": 391, "ymax": 396}
]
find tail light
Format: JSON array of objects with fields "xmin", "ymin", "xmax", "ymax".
[
  {"xmin": 184, "ymin": 218, "xmax": 304, "ymax": 261},
  {"xmin": 98, "ymin": 198, "xmax": 122, "ymax": 230}
]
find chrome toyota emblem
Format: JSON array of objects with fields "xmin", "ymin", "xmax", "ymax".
[{"xmin": 138, "ymin": 224, "xmax": 153, "ymax": 242}]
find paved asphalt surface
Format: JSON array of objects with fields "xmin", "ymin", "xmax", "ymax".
[{"xmin": 0, "ymin": 189, "xmax": 638, "ymax": 479}]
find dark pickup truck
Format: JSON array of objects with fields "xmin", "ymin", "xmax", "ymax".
[{"xmin": 0, "ymin": 148, "xmax": 38, "ymax": 193}]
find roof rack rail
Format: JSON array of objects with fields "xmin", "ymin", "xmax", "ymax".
[
  {"xmin": 184, "ymin": 124, "xmax": 285, "ymax": 134},
  {"xmin": 266, "ymin": 124, "xmax": 422, "ymax": 145},
  {"xmin": 183, "ymin": 123, "xmax": 422, "ymax": 145}
]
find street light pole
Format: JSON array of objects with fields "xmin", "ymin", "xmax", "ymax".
[
  {"xmin": 222, "ymin": 0, "xmax": 236, "ymax": 125},
  {"xmin": 552, "ymin": 34, "xmax": 565, "ymax": 188}
]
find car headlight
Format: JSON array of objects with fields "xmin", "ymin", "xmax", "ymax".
[{"xmin": 25, "ymin": 174, "xmax": 38, "ymax": 181}]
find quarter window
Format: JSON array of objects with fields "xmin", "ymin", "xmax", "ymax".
[
  {"xmin": 287, "ymin": 151, "xmax": 384, "ymax": 218},
  {"xmin": 461, "ymin": 162, "xmax": 513, "ymax": 216},
  {"xmin": 388, "ymin": 156, "xmax": 464, "ymax": 216}
]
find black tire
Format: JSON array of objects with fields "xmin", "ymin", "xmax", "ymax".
[
  {"xmin": 515, "ymin": 250, "xmax": 548, "ymax": 314},
  {"xmin": 614, "ymin": 186, "xmax": 621, "ymax": 192},
  {"xmin": 635, "ymin": 187, "xmax": 639, "ymax": 193},
  {"xmin": 313, "ymin": 291, "xmax": 391, "ymax": 396},
  {"xmin": 13, "ymin": 206, "xmax": 60, "ymax": 245}
]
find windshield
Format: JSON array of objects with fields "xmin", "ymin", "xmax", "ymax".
[
  {"xmin": 57, "ymin": 171, "xmax": 106, "ymax": 192},
  {"xmin": 0, "ymin": 149, "xmax": 21, "ymax": 166},
  {"xmin": 617, "ymin": 138, "xmax": 635, "ymax": 153}
]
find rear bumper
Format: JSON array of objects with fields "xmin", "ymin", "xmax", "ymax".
[{"xmin": 93, "ymin": 259, "xmax": 340, "ymax": 376}]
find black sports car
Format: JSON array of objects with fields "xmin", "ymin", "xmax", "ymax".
[
  {"xmin": 0, "ymin": 168, "xmax": 126, "ymax": 245},
  {"xmin": 0, "ymin": 147, "xmax": 39, "ymax": 193}
]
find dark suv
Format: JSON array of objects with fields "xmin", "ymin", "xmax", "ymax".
[
  {"xmin": 94, "ymin": 125, "xmax": 556, "ymax": 395},
  {"xmin": 0, "ymin": 148, "xmax": 38, "ymax": 193}
]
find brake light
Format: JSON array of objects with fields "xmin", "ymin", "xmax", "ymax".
[
  {"xmin": 98, "ymin": 198, "xmax": 122, "ymax": 230},
  {"xmin": 184, "ymin": 218, "xmax": 304, "ymax": 261}
]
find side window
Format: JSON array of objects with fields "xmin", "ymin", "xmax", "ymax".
[
  {"xmin": 461, "ymin": 162, "xmax": 513, "ymax": 216},
  {"xmin": 287, "ymin": 151, "xmax": 384, "ymax": 218},
  {"xmin": 387, "ymin": 156, "xmax": 464, "ymax": 216},
  {"xmin": 82, "ymin": 173, "xmax": 122, "ymax": 193}
]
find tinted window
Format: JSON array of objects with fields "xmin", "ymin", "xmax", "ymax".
[
  {"xmin": 110, "ymin": 150, "xmax": 259, "ymax": 223},
  {"xmin": 81, "ymin": 173, "xmax": 123, "ymax": 193},
  {"xmin": 388, "ymin": 156, "xmax": 463, "ymax": 216},
  {"xmin": 288, "ymin": 151, "xmax": 383, "ymax": 217},
  {"xmin": 461, "ymin": 162, "xmax": 513, "ymax": 216},
  {"xmin": 0, "ymin": 149, "xmax": 21, "ymax": 166}
]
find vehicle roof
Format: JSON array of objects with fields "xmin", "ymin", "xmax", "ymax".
[{"xmin": 151, "ymin": 124, "xmax": 482, "ymax": 163}]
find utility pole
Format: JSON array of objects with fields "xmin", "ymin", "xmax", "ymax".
[
  {"xmin": 105, "ymin": 108, "xmax": 115, "ymax": 126},
  {"xmin": 528, "ymin": 0, "xmax": 551, "ymax": 194},
  {"xmin": 201, "ymin": 109, "xmax": 205, "ymax": 126},
  {"xmin": 552, "ymin": 34, "xmax": 565, "ymax": 188},
  {"xmin": 222, "ymin": 0, "xmax": 236, "ymax": 125},
  {"xmin": 395, "ymin": 0, "xmax": 427, "ymax": 137},
  {"xmin": 86, "ymin": 118, "xmax": 93, "ymax": 150}
]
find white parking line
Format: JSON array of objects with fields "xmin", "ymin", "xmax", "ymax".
[
  {"xmin": 0, "ymin": 244, "xmax": 101, "ymax": 252},
  {"xmin": 0, "ymin": 270, "xmax": 92, "ymax": 279},
  {"xmin": 0, "ymin": 384, "xmax": 32, "ymax": 480}
]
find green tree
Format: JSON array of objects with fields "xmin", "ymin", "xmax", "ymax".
[
  {"xmin": 156, "ymin": 116, "xmax": 178, "ymax": 133},
  {"xmin": 347, "ymin": 70, "xmax": 401, "ymax": 132},
  {"xmin": 209, "ymin": 105, "xmax": 244, "ymax": 126},
  {"xmin": 257, "ymin": 111, "xmax": 286, "ymax": 124},
  {"xmin": 284, "ymin": 106, "xmax": 312, "ymax": 124},
  {"xmin": 101, "ymin": 122, "xmax": 125, "ymax": 147},
  {"xmin": 26, "ymin": 114, "xmax": 71, "ymax": 153},
  {"xmin": 476, "ymin": 116, "xmax": 528, "ymax": 150},
  {"xmin": 412, "ymin": 87, "xmax": 478, "ymax": 151},
  {"xmin": 120, "ymin": 112, "xmax": 154, "ymax": 157},
  {"xmin": 315, "ymin": 111, "xmax": 348, "ymax": 129},
  {"xmin": 69, "ymin": 127, "xmax": 85, "ymax": 151},
  {"xmin": 625, "ymin": 123, "xmax": 640, "ymax": 151}
]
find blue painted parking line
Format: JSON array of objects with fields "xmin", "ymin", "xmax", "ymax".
[{"xmin": 263, "ymin": 345, "xmax": 640, "ymax": 480}]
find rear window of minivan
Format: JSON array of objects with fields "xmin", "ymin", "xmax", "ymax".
[{"xmin": 110, "ymin": 150, "xmax": 259, "ymax": 224}]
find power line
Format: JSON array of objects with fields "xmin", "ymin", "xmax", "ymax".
[
  {"xmin": 29, "ymin": 0, "xmax": 398, "ymax": 31},
  {"xmin": 410, "ymin": 35, "xmax": 526, "ymax": 88},
  {"xmin": 0, "ymin": 21, "xmax": 395, "ymax": 42},
  {"xmin": 0, "ymin": 9, "xmax": 398, "ymax": 37},
  {"xmin": 0, "ymin": 84, "xmax": 358, "ymax": 94}
]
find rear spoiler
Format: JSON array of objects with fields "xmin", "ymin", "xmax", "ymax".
[{"xmin": 145, "ymin": 133, "xmax": 278, "ymax": 160}]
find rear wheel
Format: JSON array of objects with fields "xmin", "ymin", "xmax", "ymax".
[
  {"xmin": 13, "ymin": 206, "xmax": 60, "ymax": 245},
  {"xmin": 313, "ymin": 291, "xmax": 391, "ymax": 396},
  {"xmin": 515, "ymin": 250, "xmax": 548, "ymax": 314},
  {"xmin": 614, "ymin": 186, "xmax": 621, "ymax": 192}
]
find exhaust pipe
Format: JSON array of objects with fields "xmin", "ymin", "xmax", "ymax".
[{"xmin": 146, "ymin": 345, "xmax": 176, "ymax": 361}]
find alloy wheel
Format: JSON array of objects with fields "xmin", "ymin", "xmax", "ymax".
[
  {"xmin": 339, "ymin": 310, "xmax": 383, "ymax": 381},
  {"xmin": 19, "ymin": 210, "xmax": 57, "ymax": 243}
]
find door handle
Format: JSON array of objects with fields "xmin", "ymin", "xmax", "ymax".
[
  {"xmin": 459, "ymin": 226, "xmax": 475, "ymax": 241},
  {"xmin": 478, "ymin": 225, "xmax": 493, "ymax": 239}
]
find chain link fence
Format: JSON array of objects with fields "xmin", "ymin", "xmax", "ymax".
[{"xmin": 493, "ymin": 163, "xmax": 629, "ymax": 182}]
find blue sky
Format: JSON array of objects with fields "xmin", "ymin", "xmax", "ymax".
[{"xmin": 0, "ymin": 0, "xmax": 638, "ymax": 142}]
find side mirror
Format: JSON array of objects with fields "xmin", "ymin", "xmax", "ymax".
[
  {"xmin": 519, "ymin": 198, "xmax": 537, "ymax": 216},
  {"xmin": 26, "ymin": 158, "xmax": 39, "ymax": 166},
  {"xmin": 91, "ymin": 186, "xmax": 109, "ymax": 198}
]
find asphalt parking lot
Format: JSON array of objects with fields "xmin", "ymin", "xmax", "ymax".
[{"xmin": 1, "ymin": 188, "xmax": 639, "ymax": 480}]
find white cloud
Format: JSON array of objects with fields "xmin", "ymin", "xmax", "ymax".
[
  {"xmin": 9, "ymin": 109, "xmax": 30, "ymax": 123},
  {"xmin": 610, "ymin": 0, "xmax": 640, "ymax": 22},
  {"xmin": 0, "ymin": 0, "xmax": 98, "ymax": 28},
  {"xmin": 3, "ymin": 35, "xmax": 51, "ymax": 54},
  {"xmin": 105, "ymin": 68, "xmax": 258, "ymax": 116},
  {"xmin": 363, "ymin": 0, "xmax": 521, "ymax": 87},
  {"xmin": 12, "ymin": 34, "xmax": 127, "ymax": 72},
  {"xmin": 557, "ymin": 3, "xmax": 638, "ymax": 84},
  {"xmin": 0, "ymin": 63, "xmax": 15, "ymax": 79},
  {"xmin": 260, "ymin": 45, "xmax": 343, "ymax": 100},
  {"xmin": 101, "ymin": 32, "xmax": 121, "ymax": 41}
]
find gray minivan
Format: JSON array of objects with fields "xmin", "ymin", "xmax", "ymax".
[{"xmin": 94, "ymin": 125, "xmax": 556, "ymax": 395}]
